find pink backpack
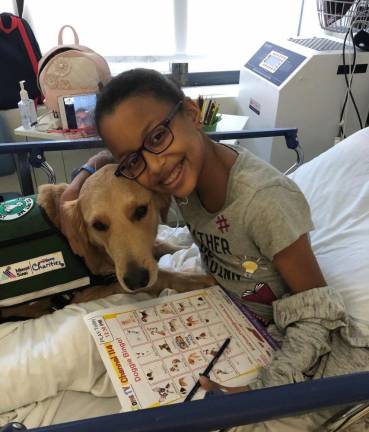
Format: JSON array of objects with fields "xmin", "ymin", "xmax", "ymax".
[{"xmin": 38, "ymin": 25, "xmax": 111, "ymax": 113}]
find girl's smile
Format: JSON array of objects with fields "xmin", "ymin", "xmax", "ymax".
[{"xmin": 161, "ymin": 158, "xmax": 185, "ymax": 188}]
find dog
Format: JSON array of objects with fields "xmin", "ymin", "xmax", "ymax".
[{"xmin": 35, "ymin": 164, "xmax": 214, "ymax": 303}]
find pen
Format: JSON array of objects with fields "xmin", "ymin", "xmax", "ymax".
[{"xmin": 184, "ymin": 337, "xmax": 231, "ymax": 402}]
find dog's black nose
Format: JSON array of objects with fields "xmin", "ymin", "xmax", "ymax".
[{"xmin": 123, "ymin": 263, "xmax": 150, "ymax": 290}]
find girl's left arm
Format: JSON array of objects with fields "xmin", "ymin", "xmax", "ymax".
[{"xmin": 272, "ymin": 233, "xmax": 326, "ymax": 293}]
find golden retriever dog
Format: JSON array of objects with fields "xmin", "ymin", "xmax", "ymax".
[{"xmin": 35, "ymin": 164, "xmax": 214, "ymax": 303}]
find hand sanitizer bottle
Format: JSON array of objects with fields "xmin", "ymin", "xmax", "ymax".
[{"xmin": 18, "ymin": 80, "xmax": 38, "ymax": 129}]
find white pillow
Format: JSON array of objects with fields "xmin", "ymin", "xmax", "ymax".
[{"xmin": 289, "ymin": 128, "xmax": 369, "ymax": 323}]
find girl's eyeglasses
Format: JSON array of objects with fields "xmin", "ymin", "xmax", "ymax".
[{"xmin": 114, "ymin": 100, "xmax": 183, "ymax": 179}]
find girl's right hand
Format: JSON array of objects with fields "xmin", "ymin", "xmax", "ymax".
[
  {"xmin": 199, "ymin": 375, "xmax": 250, "ymax": 394},
  {"xmin": 85, "ymin": 149, "xmax": 116, "ymax": 173}
]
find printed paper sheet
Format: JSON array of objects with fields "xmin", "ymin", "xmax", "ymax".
[{"xmin": 84, "ymin": 286, "xmax": 275, "ymax": 411}]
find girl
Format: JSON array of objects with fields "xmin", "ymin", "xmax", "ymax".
[{"xmin": 60, "ymin": 69, "xmax": 344, "ymax": 396}]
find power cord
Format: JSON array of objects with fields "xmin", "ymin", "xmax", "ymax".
[
  {"xmin": 339, "ymin": 16, "xmax": 365, "ymax": 140},
  {"xmin": 34, "ymin": 110, "xmax": 61, "ymax": 132}
]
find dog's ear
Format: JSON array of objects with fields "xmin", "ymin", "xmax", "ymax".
[
  {"xmin": 37, "ymin": 183, "xmax": 68, "ymax": 229},
  {"xmin": 63, "ymin": 200, "xmax": 114, "ymax": 275},
  {"xmin": 153, "ymin": 192, "xmax": 172, "ymax": 223}
]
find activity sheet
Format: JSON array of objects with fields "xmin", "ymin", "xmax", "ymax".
[{"xmin": 84, "ymin": 286, "xmax": 275, "ymax": 411}]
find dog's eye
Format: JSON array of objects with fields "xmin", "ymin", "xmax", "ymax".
[
  {"xmin": 92, "ymin": 221, "xmax": 109, "ymax": 231},
  {"xmin": 134, "ymin": 205, "xmax": 148, "ymax": 221}
]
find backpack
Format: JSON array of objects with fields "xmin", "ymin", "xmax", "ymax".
[
  {"xmin": 0, "ymin": 195, "xmax": 91, "ymax": 307},
  {"xmin": 0, "ymin": 12, "xmax": 42, "ymax": 109},
  {"xmin": 38, "ymin": 25, "xmax": 111, "ymax": 114}
]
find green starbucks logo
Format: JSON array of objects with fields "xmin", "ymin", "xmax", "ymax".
[{"xmin": 0, "ymin": 197, "xmax": 34, "ymax": 221}]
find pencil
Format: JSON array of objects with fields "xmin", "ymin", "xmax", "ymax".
[
  {"xmin": 184, "ymin": 337, "xmax": 231, "ymax": 402},
  {"xmin": 203, "ymin": 99, "xmax": 213, "ymax": 125}
]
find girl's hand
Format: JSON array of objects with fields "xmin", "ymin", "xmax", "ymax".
[
  {"xmin": 199, "ymin": 375, "xmax": 250, "ymax": 394},
  {"xmin": 86, "ymin": 150, "xmax": 115, "ymax": 171}
]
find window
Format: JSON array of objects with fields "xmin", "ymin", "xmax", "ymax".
[
  {"xmin": 8, "ymin": 0, "xmax": 306, "ymax": 81},
  {"xmin": 186, "ymin": 0, "xmax": 302, "ymax": 72}
]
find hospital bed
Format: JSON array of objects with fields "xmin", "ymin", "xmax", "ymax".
[{"xmin": 0, "ymin": 127, "xmax": 369, "ymax": 431}]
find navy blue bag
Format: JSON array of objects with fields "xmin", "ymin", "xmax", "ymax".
[{"xmin": 0, "ymin": 11, "xmax": 42, "ymax": 109}]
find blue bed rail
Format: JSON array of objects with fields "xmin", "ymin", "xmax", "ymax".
[
  {"xmin": 10, "ymin": 372, "xmax": 366, "ymax": 431},
  {"xmin": 0, "ymin": 128, "xmax": 302, "ymax": 196}
]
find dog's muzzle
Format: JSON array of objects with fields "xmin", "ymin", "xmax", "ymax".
[{"xmin": 123, "ymin": 262, "xmax": 150, "ymax": 291}]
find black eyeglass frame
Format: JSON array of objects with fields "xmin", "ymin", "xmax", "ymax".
[{"xmin": 114, "ymin": 100, "xmax": 183, "ymax": 179}]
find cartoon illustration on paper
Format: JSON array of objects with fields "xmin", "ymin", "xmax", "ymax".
[
  {"xmin": 202, "ymin": 344, "xmax": 219, "ymax": 359},
  {"xmin": 136, "ymin": 307, "xmax": 157, "ymax": 323},
  {"xmin": 213, "ymin": 360, "xmax": 237, "ymax": 382},
  {"xmin": 157, "ymin": 303, "xmax": 175, "ymax": 316},
  {"xmin": 168, "ymin": 358, "xmax": 181, "ymax": 372},
  {"xmin": 201, "ymin": 310, "xmax": 219, "ymax": 325},
  {"xmin": 152, "ymin": 382, "xmax": 176, "ymax": 403},
  {"xmin": 166, "ymin": 318, "xmax": 185, "ymax": 334},
  {"xmin": 118, "ymin": 313, "xmax": 137, "ymax": 328},
  {"xmin": 175, "ymin": 375, "xmax": 196, "ymax": 395},
  {"xmin": 143, "ymin": 361, "xmax": 167, "ymax": 384},
  {"xmin": 174, "ymin": 335, "xmax": 189, "ymax": 350},
  {"xmin": 154, "ymin": 339, "xmax": 179, "ymax": 358},
  {"xmin": 145, "ymin": 323, "xmax": 167, "ymax": 339},
  {"xmin": 166, "ymin": 356, "xmax": 190, "ymax": 376},
  {"xmin": 173, "ymin": 299, "xmax": 194, "ymax": 314},
  {"xmin": 183, "ymin": 313, "xmax": 201, "ymax": 328},
  {"xmin": 193, "ymin": 295, "xmax": 208, "ymax": 309},
  {"xmin": 135, "ymin": 343, "xmax": 160, "ymax": 363},
  {"xmin": 186, "ymin": 350, "xmax": 206, "ymax": 368},
  {"xmin": 158, "ymin": 342, "xmax": 173, "ymax": 354},
  {"xmin": 124, "ymin": 327, "xmax": 148, "ymax": 346},
  {"xmin": 192, "ymin": 329, "xmax": 214, "ymax": 344}
]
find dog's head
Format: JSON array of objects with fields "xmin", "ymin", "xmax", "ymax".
[{"xmin": 37, "ymin": 165, "xmax": 171, "ymax": 293}]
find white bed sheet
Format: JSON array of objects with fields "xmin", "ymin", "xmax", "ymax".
[
  {"xmin": 1, "ymin": 128, "xmax": 369, "ymax": 428},
  {"xmin": 289, "ymin": 127, "xmax": 369, "ymax": 324}
]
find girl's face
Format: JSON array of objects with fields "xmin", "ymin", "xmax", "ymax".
[{"xmin": 99, "ymin": 95, "xmax": 206, "ymax": 198}]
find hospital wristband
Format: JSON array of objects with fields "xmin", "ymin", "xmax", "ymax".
[{"xmin": 78, "ymin": 164, "xmax": 96, "ymax": 175}]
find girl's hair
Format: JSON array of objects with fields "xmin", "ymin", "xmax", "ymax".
[{"xmin": 95, "ymin": 68, "xmax": 185, "ymax": 134}]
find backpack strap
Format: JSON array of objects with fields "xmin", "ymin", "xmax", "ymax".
[
  {"xmin": 15, "ymin": 16, "xmax": 41, "ymax": 105},
  {"xmin": 15, "ymin": 18, "xmax": 38, "ymax": 77},
  {"xmin": 0, "ymin": 14, "xmax": 18, "ymax": 33},
  {"xmin": 58, "ymin": 25, "xmax": 79, "ymax": 46},
  {"xmin": 16, "ymin": 0, "xmax": 24, "ymax": 18}
]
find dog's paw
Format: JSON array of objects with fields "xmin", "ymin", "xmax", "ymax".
[
  {"xmin": 185, "ymin": 274, "xmax": 217, "ymax": 289},
  {"xmin": 168, "ymin": 273, "xmax": 217, "ymax": 292}
]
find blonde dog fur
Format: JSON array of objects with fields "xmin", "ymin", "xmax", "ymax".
[{"xmin": 36, "ymin": 164, "xmax": 214, "ymax": 303}]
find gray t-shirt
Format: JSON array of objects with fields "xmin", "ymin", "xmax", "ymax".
[{"xmin": 179, "ymin": 145, "xmax": 314, "ymax": 322}]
